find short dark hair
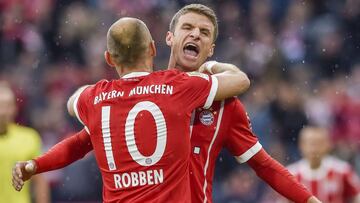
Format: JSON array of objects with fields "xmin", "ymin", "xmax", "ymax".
[
  {"xmin": 107, "ymin": 19, "xmax": 151, "ymax": 67},
  {"xmin": 169, "ymin": 4, "xmax": 218, "ymax": 42}
]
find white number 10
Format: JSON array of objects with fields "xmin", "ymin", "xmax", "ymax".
[{"xmin": 101, "ymin": 101, "xmax": 167, "ymax": 171}]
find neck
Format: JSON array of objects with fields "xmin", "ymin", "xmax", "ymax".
[
  {"xmin": 119, "ymin": 67, "xmax": 151, "ymax": 77},
  {"xmin": 116, "ymin": 61, "xmax": 153, "ymax": 78},
  {"xmin": 168, "ymin": 64, "xmax": 182, "ymax": 71},
  {"xmin": 309, "ymin": 159, "xmax": 322, "ymax": 170},
  {"xmin": 167, "ymin": 54, "xmax": 198, "ymax": 73},
  {"xmin": 168, "ymin": 54, "xmax": 176, "ymax": 70},
  {"xmin": 167, "ymin": 60, "xmax": 190, "ymax": 73}
]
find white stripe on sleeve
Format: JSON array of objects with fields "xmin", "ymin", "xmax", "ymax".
[
  {"xmin": 73, "ymin": 87, "xmax": 90, "ymax": 133},
  {"xmin": 203, "ymin": 75, "xmax": 218, "ymax": 109},
  {"xmin": 235, "ymin": 141, "xmax": 262, "ymax": 163}
]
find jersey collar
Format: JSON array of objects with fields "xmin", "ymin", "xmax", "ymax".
[{"xmin": 122, "ymin": 72, "xmax": 150, "ymax": 79}]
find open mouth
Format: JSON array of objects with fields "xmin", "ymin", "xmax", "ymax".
[{"xmin": 183, "ymin": 43, "xmax": 199, "ymax": 58}]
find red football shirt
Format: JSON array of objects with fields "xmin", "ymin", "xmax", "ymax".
[
  {"xmin": 287, "ymin": 156, "xmax": 360, "ymax": 203},
  {"xmin": 189, "ymin": 98, "xmax": 262, "ymax": 203},
  {"xmin": 73, "ymin": 70, "xmax": 218, "ymax": 203}
]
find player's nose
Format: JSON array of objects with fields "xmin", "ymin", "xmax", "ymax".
[{"xmin": 189, "ymin": 28, "xmax": 200, "ymax": 39}]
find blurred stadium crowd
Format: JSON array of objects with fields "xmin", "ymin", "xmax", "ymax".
[{"xmin": 0, "ymin": 0, "xmax": 359, "ymax": 202}]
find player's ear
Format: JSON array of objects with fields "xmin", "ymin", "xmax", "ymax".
[
  {"xmin": 104, "ymin": 51, "xmax": 116, "ymax": 68},
  {"xmin": 149, "ymin": 40, "xmax": 157, "ymax": 57},
  {"xmin": 207, "ymin": 43, "xmax": 215, "ymax": 57},
  {"xmin": 166, "ymin": 31, "xmax": 173, "ymax": 47}
]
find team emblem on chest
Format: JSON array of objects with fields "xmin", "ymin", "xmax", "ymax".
[{"xmin": 199, "ymin": 109, "xmax": 215, "ymax": 126}]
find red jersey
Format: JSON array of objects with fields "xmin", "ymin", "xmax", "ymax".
[
  {"xmin": 189, "ymin": 98, "xmax": 262, "ymax": 203},
  {"xmin": 73, "ymin": 70, "xmax": 218, "ymax": 203},
  {"xmin": 287, "ymin": 156, "xmax": 360, "ymax": 203}
]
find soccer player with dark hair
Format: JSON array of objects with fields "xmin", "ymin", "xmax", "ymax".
[{"xmin": 164, "ymin": 4, "xmax": 319, "ymax": 203}]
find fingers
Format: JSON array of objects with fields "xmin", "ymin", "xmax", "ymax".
[
  {"xmin": 12, "ymin": 164, "xmax": 24, "ymax": 191},
  {"xmin": 11, "ymin": 161, "xmax": 36, "ymax": 191},
  {"xmin": 12, "ymin": 175, "xmax": 24, "ymax": 191},
  {"xmin": 14, "ymin": 162, "xmax": 23, "ymax": 179}
]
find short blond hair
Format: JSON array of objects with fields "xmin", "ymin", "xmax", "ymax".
[
  {"xmin": 107, "ymin": 18, "xmax": 152, "ymax": 67},
  {"xmin": 169, "ymin": 4, "xmax": 218, "ymax": 42}
]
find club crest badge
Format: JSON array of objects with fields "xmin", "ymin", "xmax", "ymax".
[{"xmin": 199, "ymin": 110, "xmax": 214, "ymax": 126}]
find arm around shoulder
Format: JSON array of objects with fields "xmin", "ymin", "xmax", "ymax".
[{"xmin": 205, "ymin": 62, "xmax": 250, "ymax": 101}]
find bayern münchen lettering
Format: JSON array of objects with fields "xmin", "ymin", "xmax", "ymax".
[{"xmin": 129, "ymin": 85, "xmax": 173, "ymax": 96}]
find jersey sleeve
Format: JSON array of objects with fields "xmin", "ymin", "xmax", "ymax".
[
  {"xmin": 177, "ymin": 72, "xmax": 218, "ymax": 111},
  {"xmin": 35, "ymin": 129, "xmax": 92, "ymax": 174},
  {"xmin": 224, "ymin": 99, "xmax": 262, "ymax": 163},
  {"xmin": 73, "ymin": 86, "xmax": 93, "ymax": 133},
  {"xmin": 247, "ymin": 149, "xmax": 312, "ymax": 203}
]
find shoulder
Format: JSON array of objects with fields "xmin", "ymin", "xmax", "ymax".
[
  {"xmin": 150, "ymin": 69, "xmax": 182, "ymax": 77},
  {"xmin": 225, "ymin": 97, "xmax": 243, "ymax": 108},
  {"xmin": 92, "ymin": 79, "xmax": 111, "ymax": 91},
  {"xmin": 95, "ymin": 79, "xmax": 110, "ymax": 86},
  {"xmin": 207, "ymin": 98, "xmax": 243, "ymax": 111},
  {"xmin": 9, "ymin": 124, "xmax": 41, "ymax": 142},
  {"xmin": 223, "ymin": 97, "xmax": 248, "ymax": 117},
  {"xmin": 10, "ymin": 123, "xmax": 39, "ymax": 136},
  {"xmin": 146, "ymin": 69, "xmax": 184, "ymax": 82},
  {"xmin": 81, "ymin": 79, "xmax": 111, "ymax": 97},
  {"xmin": 156, "ymin": 69, "xmax": 208, "ymax": 78},
  {"xmin": 325, "ymin": 156, "xmax": 352, "ymax": 173},
  {"xmin": 151, "ymin": 70, "xmax": 211, "ymax": 86}
]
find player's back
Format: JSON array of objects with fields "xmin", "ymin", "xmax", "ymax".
[{"xmin": 73, "ymin": 69, "xmax": 218, "ymax": 203}]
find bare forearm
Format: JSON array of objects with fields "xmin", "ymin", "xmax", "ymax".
[
  {"xmin": 214, "ymin": 72, "xmax": 250, "ymax": 100},
  {"xmin": 210, "ymin": 62, "xmax": 241, "ymax": 74},
  {"xmin": 207, "ymin": 62, "xmax": 250, "ymax": 100},
  {"xmin": 202, "ymin": 62, "xmax": 249, "ymax": 101}
]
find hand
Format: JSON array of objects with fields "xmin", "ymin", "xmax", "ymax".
[
  {"xmin": 198, "ymin": 63, "xmax": 209, "ymax": 74},
  {"xmin": 198, "ymin": 61, "xmax": 217, "ymax": 75},
  {"xmin": 12, "ymin": 160, "xmax": 37, "ymax": 191},
  {"xmin": 307, "ymin": 196, "xmax": 322, "ymax": 203}
]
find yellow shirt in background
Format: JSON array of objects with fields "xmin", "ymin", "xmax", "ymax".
[{"xmin": 0, "ymin": 123, "xmax": 41, "ymax": 203}]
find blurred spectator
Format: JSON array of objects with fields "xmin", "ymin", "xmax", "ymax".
[
  {"xmin": 279, "ymin": 126, "xmax": 360, "ymax": 203},
  {"xmin": 269, "ymin": 81, "xmax": 308, "ymax": 162},
  {"xmin": 0, "ymin": 82, "xmax": 50, "ymax": 203},
  {"xmin": 218, "ymin": 166, "xmax": 265, "ymax": 203}
]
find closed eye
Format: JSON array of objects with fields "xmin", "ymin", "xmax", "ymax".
[
  {"xmin": 200, "ymin": 29, "xmax": 210, "ymax": 36},
  {"xmin": 181, "ymin": 23, "xmax": 193, "ymax": 30}
]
